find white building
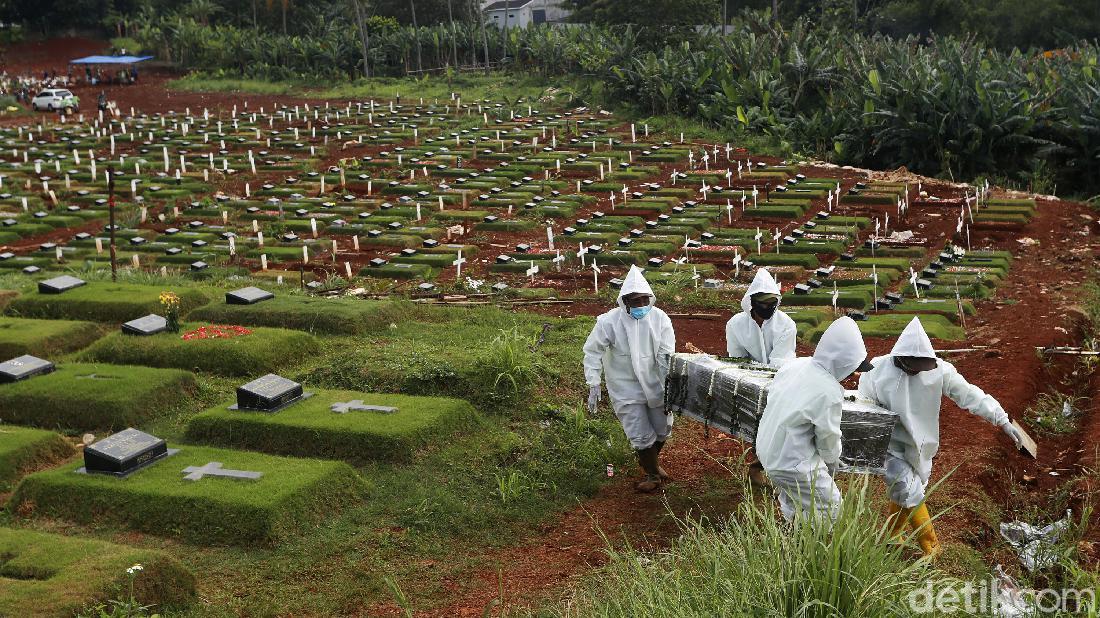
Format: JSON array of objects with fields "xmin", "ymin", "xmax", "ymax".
[{"xmin": 482, "ymin": 0, "xmax": 570, "ymax": 29}]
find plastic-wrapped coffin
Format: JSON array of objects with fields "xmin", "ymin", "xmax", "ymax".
[{"xmin": 664, "ymin": 353, "xmax": 898, "ymax": 475}]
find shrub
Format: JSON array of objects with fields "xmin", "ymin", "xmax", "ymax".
[
  {"xmin": 10, "ymin": 445, "xmax": 367, "ymax": 545},
  {"xmin": 80, "ymin": 324, "xmax": 318, "ymax": 376},
  {"xmin": 0, "ymin": 528, "xmax": 195, "ymax": 617}
]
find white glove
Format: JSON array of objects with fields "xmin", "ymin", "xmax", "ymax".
[
  {"xmin": 1001, "ymin": 422, "xmax": 1023, "ymax": 449},
  {"xmin": 826, "ymin": 462, "xmax": 839, "ymax": 477},
  {"xmin": 587, "ymin": 385, "xmax": 602, "ymax": 414}
]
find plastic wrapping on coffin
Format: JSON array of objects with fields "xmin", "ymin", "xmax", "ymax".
[{"xmin": 664, "ymin": 354, "xmax": 898, "ymax": 475}]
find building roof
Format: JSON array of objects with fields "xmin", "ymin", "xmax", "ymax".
[
  {"xmin": 69, "ymin": 55, "xmax": 154, "ymax": 65},
  {"xmin": 484, "ymin": 0, "xmax": 535, "ymax": 11}
]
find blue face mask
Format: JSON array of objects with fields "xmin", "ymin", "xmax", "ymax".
[{"xmin": 629, "ymin": 306, "xmax": 651, "ymax": 320}]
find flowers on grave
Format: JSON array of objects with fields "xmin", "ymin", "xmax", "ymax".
[
  {"xmin": 159, "ymin": 291, "xmax": 181, "ymax": 333},
  {"xmin": 181, "ymin": 325, "xmax": 253, "ymax": 341},
  {"xmin": 126, "ymin": 563, "xmax": 144, "ymax": 575}
]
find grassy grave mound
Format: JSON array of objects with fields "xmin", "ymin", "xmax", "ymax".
[
  {"xmin": 0, "ymin": 426, "xmax": 73, "ymax": 492},
  {"xmin": 0, "ymin": 527, "xmax": 195, "ymax": 617},
  {"xmin": 804, "ymin": 313, "xmax": 965, "ymax": 342},
  {"xmin": 10, "ymin": 445, "xmax": 367, "ymax": 545},
  {"xmin": 6, "ymin": 282, "xmax": 209, "ymax": 323},
  {"xmin": 185, "ymin": 390, "xmax": 478, "ymax": 462},
  {"xmin": 0, "ymin": 363, "xmax": 196, "ymax": 431},
  {"xmin": 0, "ymin": 316, "xmax": 103, "ymax": 359},
  {"xmin": 80, "ymin": 324, "xmax": 317, "ymax": 376},
  {"xmin": 189, "ymin": 296, "xmax": 432, "ymax": 335},
  {"xmin": 302, "ymin": 308, "xmax": 591, "ymax": 414}
]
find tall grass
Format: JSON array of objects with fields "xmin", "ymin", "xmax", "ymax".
[{"xmin": 551, "ymin": 478, "xmax": 940, "ymax": 617}]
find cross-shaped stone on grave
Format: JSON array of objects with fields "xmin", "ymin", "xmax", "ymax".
[
  {"xmin": 331, "ymin": 400, "xmax": 398, "ymax": 414},
  {"xmin": 181, "ymin": 462, "xmax": 263, "ymax": 481}
]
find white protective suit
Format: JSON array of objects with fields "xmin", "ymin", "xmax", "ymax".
[
  {"xmin": 583, "ymin": 266, "xmax": 677, "ymax": 450},
  {"xmin": 757, "ymin": 316, "xmax": 868, "ymax": 522},
  {"xmin": 858, "ymin": 317, "xmax": 1009, "ymax": 507},
  {"xmin": 725, "ymin": 268, "xmax": 797, "ymax": 367}
]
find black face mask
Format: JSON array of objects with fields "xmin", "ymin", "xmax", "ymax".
[{"xmin": 751, "ymin": 300, "xmax": 778, "ymax": 320}]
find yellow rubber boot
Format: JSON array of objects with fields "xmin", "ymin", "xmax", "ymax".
[
  {"xmin": 909, "ymin": 504, "xmax": 941, "ymax": 558},
  {"xmin": 885, "ymin": 502, "xmax": 912, "ymax": 541}
]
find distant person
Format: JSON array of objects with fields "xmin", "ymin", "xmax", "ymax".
[
  {"xmin": 131, "ymin": 67, "xmax": 138, "ymax": 83},
  {"xmin": 97, "ymin": 91, "xmax": 107, "ymax": 112}
]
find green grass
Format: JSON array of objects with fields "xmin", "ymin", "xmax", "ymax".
[
  {"xmin": 804, "ymin": 313, "xmax": 965, "ymax": 342},
  {"xmin": 300, "ymin": 309, "xmax": 590, "ymax": 414},
  {"xmin": 10, "ymin": 445, "xmax": 367, "ymax": 545},
  {"xmin": 0, "ymin": 316, "xmax": 103, "ymax": 359},
  {"xmin": 5, "ymin": 282, "xmax": 209, "ymax": 323},
  {"xmin": 188, "ymin": 296, "xmax": 435, "ymax": 335},
  {"xmin": 0, "ymin": 527, "xmax": 195, "ymax": 616},
  {"xmin": 79, "ymin": 323, "xmax": 318, "ymax": 376},
  {"xmin": 0, "ymin": 426, "xmax": 72, "ymax": 492},
  {"xmin": 0, "ymin": 363, "xmax": 197, "ymax": 431},
  {"xmin": 547, "ymin": 478, "xmax": 940, "ymax": 617},
  {"xmin": 1023, "ymin": 392, "xmax": 1080, "ymax": 436},
  {"xmin": 185, "ymin": 390, "xmax": 479, "ymax": 463}
]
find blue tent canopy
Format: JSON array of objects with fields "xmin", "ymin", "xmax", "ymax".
[{"xmin": 69, "ymin": 55, "xmax": 153, "ymax": 65}]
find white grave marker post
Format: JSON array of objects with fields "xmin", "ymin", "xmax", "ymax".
[
  {"xmin": 910, "ymin": 268, "xmax": 921, "ymax": 299},
  {"xmin": 526, "ymin": 261, "xmax": 539, "ymax": 282},
  {"xmin": 755, "ymin": 227, "xmax": 762, "ymax": 255},
  {"xmin": 733, "ymin": 252, "xmax": 742, "ymax": 279},
  {"xmin": 345, "ymin": 261, "xmax": 353, "ymax": 279},
  {"xmin": 591, "ymin": 261, "xmax": 601, "ymax": 293},
  {"xmin": 260, "ymin": 254, "xmax": 268, "ymax": 270},
  {"xmin": 552, "ymin": 250, "xmax": 565, "ymax": 271},
  {"xmin": 546, "ymin": 226, "xmax": 555, "ymax": 251},
  {"xmin": 872, "ymin": 265, "xmax": 879, "ymax": 312},
  {"xmin": 452, "ymin": 251, "xmax": 466, "ymax": 279}
]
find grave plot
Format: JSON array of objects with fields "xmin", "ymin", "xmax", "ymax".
[
  {"xmin": 0, "ymin": 360, "xmax": 196, "ymax": 430},
  {"xmin": 0, "ymin": 426, "xmax": 72, "ymax": 492},
  {"xmin": 5, "ymin": 279, "xmax": 209, "ymax": 323},
  {"xmin": 188, "ymin": 288, "xmax": 430, "ymax": 334},
  {"xmin": 185, "ymin": 376, "xmax": 479, "ymax": 462},
  {"xmin": 80, "ymin": 322, "xmax": 317, "ymax": 376},
  {"xmin": 10, "ymin": 437, "xmax": 366, "ymax": 545},
  {"xmin": 0, "ymin": 316, "xmax": 103, "ymax": 359},
  {"xmin": 0, "ymin": 527, "xmax": 195, "ymax": 617}
]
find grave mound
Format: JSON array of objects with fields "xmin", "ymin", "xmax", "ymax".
[
  {"xmin": 185, "ymin": 389, "xmax": 479, "ymax": 462},
  {"xmin": 10, "ymin": 444, "xmax": 366, "ymax": 545},
  {"xmin": 0, "ymin": 527, "xmax": 195, "ymax": 616},
  {"xmin": 0, "ymin": 363, "xmax": 196, "ymax": 430}
]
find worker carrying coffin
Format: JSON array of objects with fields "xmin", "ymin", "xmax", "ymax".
[
  {"xmin": 858, "ymin": 316, "xmax": 1024, "ymax": 557},
  {"xmin": 756, "ymin": 316, "xmax": 874, "ymax": 523},
  {"xmin": 583, "ymin": 265, "xmax": 676, "ymax": 493},
  {"xmin": 725, "ymin": 267, "xmax": 797, "ymax": 487},
  {"xmin": 725, "ymin": 267, "xmax": 797, "ymax": 367}
]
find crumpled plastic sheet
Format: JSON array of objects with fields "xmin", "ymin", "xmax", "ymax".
[
  {"xmin": 993, "ymin": 564, "xmax": 1036, "ymax": 617},
  {"xmin": 999, "ymin": 511, "xmax": 1072, "ymax": 572},
  {"xmin": 664, "ymin": 353, "xmax": 899, "ymax": 475}
]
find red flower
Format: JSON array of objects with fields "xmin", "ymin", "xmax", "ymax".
[{"xmin": 181, "ymin": 325, "xmax": 253, "ymax": 340}]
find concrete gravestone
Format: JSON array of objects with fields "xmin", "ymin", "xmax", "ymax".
[
  {"xmin": 38, "ymin": 275, "xmax": 86, "ymax": 294},
  {"xmin": 181, "ymin": 462, "xmax": 263, "ymax": 481},
  {"xmin": 122, "ymin": 314, "xmax": 168, "ymax": 336},
  {"xmin": 81, "ymin": 428, "xmax": 171, "ymax": 477},
  {"xmin": 232, "ymin": 374, "xmax": 306, "ymax": 412},
  {"xmin": 225, "ymin": 286, "xmax": 274, "ymax": 305},
  {"xmin": 0, "ymin": 354, "xmax": 55, "ymax": 383}
]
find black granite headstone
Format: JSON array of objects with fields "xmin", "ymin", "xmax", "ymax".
[
  {"xmin": 233, "ymin": 373, "xmax": 305, "ymax": 412},
  {"xmin": 225, "ymin": 286, "xmax": 274, "ymax": 305},
  {"xmin": 38, "ymin": 275, "xmax": 85, "ymax": 294},
  {"xmin": 0, "ymin": 354, "xmax": 55, "ymax": 383},
  {"xmin": 122, "ymin": 314, "xmax": 168, "ymax": 336},
  {"xmin": 83, "ymin": 428, "xmax": 168, "ymax": 477}
]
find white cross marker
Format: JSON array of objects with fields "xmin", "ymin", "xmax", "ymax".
[
  {"xmin": 453, "ymin": 250, "xmax": 467, "ymax": 278},
  {"xmin": 591, "ymin": 261, "xmax": 601, "ymax": 293}
]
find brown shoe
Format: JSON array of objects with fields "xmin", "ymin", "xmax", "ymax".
[
  {"xmin": 748, "ymin": 461, "xmax": 772, "ymax": 488},
  {"xmin": 635, "ymin": 474, "xmax": 663, "ymax": 493}
]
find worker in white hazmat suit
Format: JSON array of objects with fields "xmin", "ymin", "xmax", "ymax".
[
  {"xmin": 583, "ymin": 265, "xmax": 677, "ymax": 493},
  {"xmin": 725, "ymin": 268, "xmax": 797, "ymax": 367},
  {"xmin": 757, "ymin": 316, "xmax": 873, "ymax": 522},
  {"xmin": 725, "ymin": 267, "xmax": 798, "ymax": 487},
  {"xmin": 858, "ymin": 316, "xmax": 1023, "ymax": 556}
]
